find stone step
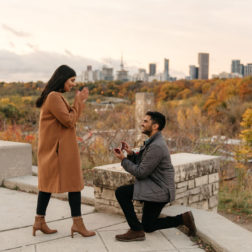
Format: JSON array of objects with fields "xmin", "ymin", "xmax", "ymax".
[
  {"xmin": 162, "ymin": 205, "xmax": 252, "ymax": 252},
  {"xmin": 3, "ymin": 175, "xmax": 95, "ymax": 206}
]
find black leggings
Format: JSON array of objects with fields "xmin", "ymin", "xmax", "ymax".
[{"xmin": 36, "ymin": 191, "xmax": 81, "ymax": 217}]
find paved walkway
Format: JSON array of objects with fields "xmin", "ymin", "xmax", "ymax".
[{"xmin": 0, "ymin": 188, "xmax": 204, "ymax": 252}]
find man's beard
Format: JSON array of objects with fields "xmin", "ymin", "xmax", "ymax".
[{"xmin": 142, "ymin": 129, "xmax": 152, "ymax": 136}]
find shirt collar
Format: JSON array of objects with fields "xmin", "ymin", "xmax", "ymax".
[{"xmin": 144, "ymin": 131, "xmax": 161, "ymax": 146}]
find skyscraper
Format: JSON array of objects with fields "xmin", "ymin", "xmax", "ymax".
[
  {"xmin": 231, "ymin": 60, "xmax": 240, "ymax": 74},
  {"xmin": 189, "ymin": 65, "xmax": 199, "ymax": 80},
  {"xmin": 149, "ymin": 63, "xmax": 156, "ymax": 76},
  {"xmin": 231, "ymin": 60, "xmax": 244, "ymax": 76},
  {"xmin": 198, "ymin": 53, "xmax": 209, "ymax": 79},
  {"xmin": 164, "ymin": 58, "xmax": 169, "ymax": 81},
  {"xmin": 84, "ymin": 65, "xmax": 94, "ymax": 82},
  {"xmin": 244, "ymin": 64, "xmax": 252, "ymax": 77},
  {"xmin": 102, "ymin": 66, "xmax": 114, "ymax": 81}
]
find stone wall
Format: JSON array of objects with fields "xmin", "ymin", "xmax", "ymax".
[{"xmin": 93, "ymin": 153, "xmax": 220, "ymax": 215}]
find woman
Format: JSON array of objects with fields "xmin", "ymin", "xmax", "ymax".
[{"xmin": 33, "ymin": 65, "xmax": 95, "ymax": 238}]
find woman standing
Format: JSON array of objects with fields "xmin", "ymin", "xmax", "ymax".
[{"xmin": 33, "ymin": 65, "xmax": 95, "ymax": 238}]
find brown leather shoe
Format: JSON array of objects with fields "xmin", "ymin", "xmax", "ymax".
[
  {"xmin": 182, "ymin": 211, "xmax": 197, "ymax": 236},
  {"xmin": 115, "ymin": 229, "xmax": 145, "ymax": 242},
  {"xmin": 33, "ymin": 216, "xmax": 57, "ymax": 236}
]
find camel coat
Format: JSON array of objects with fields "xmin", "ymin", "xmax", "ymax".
[{"xmin": 37, "ymin": 91, "xmax": 84, "ymax": 193}]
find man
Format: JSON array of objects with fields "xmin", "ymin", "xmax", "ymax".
[{"xmin": 113, "ymin": 111, "xmax": 197, "ymax": 242}]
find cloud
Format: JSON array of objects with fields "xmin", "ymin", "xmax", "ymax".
[
  {"xmin": 0, "ymin": 50, "xmax": 102, "ymax": 81},
  {"xmin": 65, "ymin": 49, "xmax": 73, "ymax": 57},
  {"xmin": 2, "ymin": 24, "xmax": 31, "ymax": 37},
  {"xmin": 26, "ymin": 43, "xmax": 39, "ymax": 51}
]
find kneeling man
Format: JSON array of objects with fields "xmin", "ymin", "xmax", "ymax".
[{"xmin": 113, "ymin": 111, "xmax": 197, "ymax": 241}]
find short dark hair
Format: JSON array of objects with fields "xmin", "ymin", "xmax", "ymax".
[{"xmin": 146, "ymin": 111, "xmax": 166, "ymax": 131}]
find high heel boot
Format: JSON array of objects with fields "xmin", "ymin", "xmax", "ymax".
[
  {"xmin": 71, "ymin": 216, "xmax": 96, "ymax": 238},
  {"xmin": 33, "ymin": 216, "xmax": 57, "ymax": 236}
]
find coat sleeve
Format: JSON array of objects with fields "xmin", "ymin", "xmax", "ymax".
[
  {"xmin": 46, "ymin": 92, "xmax": 82, "ymax": 128},
  {"xmin": 127, "ymin": 152, "xmax": 138, "ymax": 164},
  {"xmin": 121, "ymin": 144, "xmax": 163, "ymax": 179}
]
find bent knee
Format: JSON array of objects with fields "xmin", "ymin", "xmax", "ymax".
[{"xmin": 143, "ymin": 224, "xmax": 155, "ymax": 233}]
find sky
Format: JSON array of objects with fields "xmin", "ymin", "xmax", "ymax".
[{"xmin": 0, "ymin": 0, "xmax": 252, "ymax": 81}]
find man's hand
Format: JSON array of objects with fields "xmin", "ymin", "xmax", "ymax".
[
  {"xmin": 121, "ymin": 141, "xmax": 133, "ymax": 155},
  {"xmin": 113, "ymin": 148, "xmax": 125, "ymax": 160}
]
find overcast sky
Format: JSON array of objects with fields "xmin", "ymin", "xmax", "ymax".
[{"xmin": 1, "ymin": 0, "xmax": 252, "ymax": 81}]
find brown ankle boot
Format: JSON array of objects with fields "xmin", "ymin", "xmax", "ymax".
[
  {"xmin": 32, "ymin": 216, "xmax": 57, "ymax": 236},
  {"xmin": 115, "ymin": 229, "xmax": 145, "ymax": 242},
  {"xmin": 71, "ymin": 216, "xmax": 96, "ymax": 238}
]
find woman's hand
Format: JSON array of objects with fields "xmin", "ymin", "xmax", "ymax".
[
  {"xmin": 79, "ymin": 87, "xmax": 89, "ymax": 102},
  {"xmin": 75, "ymin": 87, "xmax": 89, "ymax": 108}
]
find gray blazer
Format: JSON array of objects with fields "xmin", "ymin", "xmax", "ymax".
[{"xmin": 121, "ymin": 131, "xmax": 175, "ymax": 202}]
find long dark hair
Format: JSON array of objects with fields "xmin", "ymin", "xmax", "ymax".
[{"xmin": 36, "ymin": 65, "xmax": 76, "ymax": 108}]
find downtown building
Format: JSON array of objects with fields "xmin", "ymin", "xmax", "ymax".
[
  {"xmin": 231, "ymin": 59, "xmax": 252, "ymax": 77},
  {"xmin": 116, "ymin": 56, "xmax": 129, "ymax": 82},
  {"xmin": 189, "ymin": 65, "xmax": 199, "ymax": 79},
  {"xmin": 198, "ymin": 53, "xmax": 209, "ymax": 79},
  {"xmin": 188, "ymin": 53, "xmax": 209, "ymax": 80}
]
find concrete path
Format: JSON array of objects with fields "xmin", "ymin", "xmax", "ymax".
[
  {"xmin": 0, "ymin": 188, "xmax": 204, "ymax": 252},
  {"xmin": 3, "ymin": 174, "xmax": 252, "ymax": 252}
]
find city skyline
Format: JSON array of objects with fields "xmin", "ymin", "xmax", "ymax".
[{"xmin": 1, "ymin": 0, "xmax": 252, "ymax": 81}]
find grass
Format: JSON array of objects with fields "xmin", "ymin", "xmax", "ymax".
[{"xmin": 218, "ymin": 179, "xmax": 252, "ymax": 218}]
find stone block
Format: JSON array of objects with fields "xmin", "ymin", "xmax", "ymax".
[
  {"xmin": 93, "ymin": 163, "xmax": 135, "ymax": 189},
  {"xmin": 173, "ymin": 153, "xmax": 220, "ymax": 183},
  {"xmin": 189, "ymin": 187, "xmax": 201, "ymax": 195},
  {"xmin": 176, "ymin": 186, "xmax": 188, "ymax": 194},
  {"xmin": 175, "ymin": 190, "xmax": 189, "ymax": 200},
  {"xmin": 0, "ymin": 141, "xmax": 32, "ymax": 185},
  {"xmin": 209, "ymin": 173, "xmax": 219, "ymax": 183},
  {"xmin": 96, "ymin": 188, "xmax": 116, "ymax": 201},
  {"xmin": 201, "ymin": 184, "xmax": 212, "ymax": 199},
  {"xmin": 176, "ymin": 181, "xmax": 188, "ymax": 189},
  {"xmin": 209, "ymin": 196, "xmax": 218, "ymax": 208},
  {"xmin": 172, "ymin": 196, "xmax": 188, "ymax": 206},
  {"xmin": 188, "ymin": 179, "xmax": 195, "ymax": 189},
  {"xmin": 190, "ymin": 200, "xmax": 209, "ymax": 210},
  {"xmin": 189, "ymin": 194, "xmax": 201, "ymax": 204},
  {"xmin": 212, "ymin": 182, "xmax": 219, "ymax": 195},
  {"xmin": 195, "ymin": 175, "xmax": 208, "ymax": 187},
  {"xmin": 213, "ymin": 182, "xmax": 219, "ymax": 191}
]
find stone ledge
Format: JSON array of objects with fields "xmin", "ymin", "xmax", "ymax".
[
  {"xmin": 93, "ymin": 153, "xmax": 221, "ymax": 213},
  {"xmin": 162, "ymin": 205, "xmax": 252, "ymax": 252},
  {"xmin": 0, "ymin": 140, "xmax": 32, "ymax": 184},
  {"xmin": 3, "ymin": 175, "xmax": 95, "ymax": 206}
]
